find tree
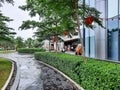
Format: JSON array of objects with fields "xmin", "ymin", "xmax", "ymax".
[
  {"xmin": 0, "ymin": 0, "xmax": 14, "ymax": 6},
  {"xmin": 25, "ymin": 38, "xmax": 33, "ymax": 48},
  {"xmin": 19, "ymin": 0, "xmax": 103, "ymax": 62},
  {"xmin": 19, "ymin": 0, "xmax": 77, "ymax": 51},
  {"xmin": 31, "ymin": 39, "xmax": 40, "ymax": 48},
  {"xmin": 0, "ymin": 36, "xmax": 15, "ymax": 50},
  {"xmin": 15, "ymin": 37, "xmax": 25, "ymax": 50},
  {"xmin": 0, "ymin": 11, "xmax": 15, "ymax": 40},
  {"xmin": 0, "ymin": 0, "xmax": 15, "ymax": 42}
]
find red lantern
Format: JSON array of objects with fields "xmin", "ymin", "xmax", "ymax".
[
  {"xmin": 85, "ymin": 16, "xmax": 94, "ymax": 25},
  {"xmin": 64, "ymin": 30, "xmax": 69, "ymax": 36}
]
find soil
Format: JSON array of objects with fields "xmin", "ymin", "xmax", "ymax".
[{"xmin": 39, "ymin": 63, "xmax": 80, "ymax": 90}]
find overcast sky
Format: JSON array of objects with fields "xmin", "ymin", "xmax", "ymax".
[{"xmin": 0, "ymin": 0, "xmax": 37, "ymax": 40}]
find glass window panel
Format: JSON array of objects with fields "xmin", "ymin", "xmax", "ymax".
[
  {"xmin": 90, "ymin": 36, "xmax": 95, "ymax": 57},
  {"xmin": 119, "ymin": 0, "xmax": 120, "ymax": 61},
  {"xmin": 110, "ymin": 31, "xmax": 118, "ymax": 60},
  {"xmin": 108, "ymin": 0, "xmax": 118, "ymax": 18},
  {"xmin": 85, "ymin": 0, "xmax": 95, "ymax": 7},
  {"xmin": 85, "ymin": 37, "xmax": 89, "ymax": 57},
  {"xmin": 107, "ymin": 0, "xmax": 119, "ymax": 61},
  {"xmin": 90, "ymin": 0, "xmax": 95, "ymax": 7},
  {"xmin": 85, "ymin": 0, "xmax": 90, "ymax": 5}
]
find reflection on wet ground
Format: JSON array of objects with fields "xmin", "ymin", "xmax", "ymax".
[
  {"xmin": 0, "ymin": 52, "xmax": 43, "ymax": 90},
  {"xmin": 0, "ymin": 52, "xmax": 80, "ymax": 90}
]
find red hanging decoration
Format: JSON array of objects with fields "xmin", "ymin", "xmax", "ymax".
[
  {"xmin": 118, "ymin": 18, "xmax": 120, "ymax": 20},
  {"xmin": 53, "ymin": 36, "xmax": 57, "ymax": 42},
  {"xmin": 85, "ymin": 16, "xmax": 94, "ymax": 25},
  {"xmin": 64, "ymin": 30, "xmax": 69, "ymax": 36}
]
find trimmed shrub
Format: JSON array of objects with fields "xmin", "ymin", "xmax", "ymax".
[
  {"xmin": 18, "ymin": 48, "xmax": 45, "ymax": 53},
  {"xmin": 35, "ymin": 52, "xmax": 120, "ymax": 90}
]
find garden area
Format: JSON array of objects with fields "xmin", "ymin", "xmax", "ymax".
[
  {"xmin": 34, "ymin": 51, "xmax": 120, "ymax": 90},
  {"xmin": 16, "ymin": 48, "xmax": 120, "ymax": 90},
  {"xmin": 0, "ymin": 58, "xmax": 12, "ymax": 89},
  {"xmin": 0, "ymin": 47, "xmax": 120, "ymax": 90},
  {"xmin": 1, "ymin": 0, "xmax": 120, "ymax": 90},
  {"xmin": 0, "ymin": 50, "xmax": 16, "ymax": 54}
]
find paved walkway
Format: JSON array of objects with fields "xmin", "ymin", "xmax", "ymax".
[
  {"xmin": 0, "ymin": 52, "xmax": 81, "ymax": 90},
  {"xmin": 0, "ymin": 52, "xmax": 43, "ymax": 90},
  {"xmin": 65, "ymin": 51, "xmax": 75, "ymax": 55}
]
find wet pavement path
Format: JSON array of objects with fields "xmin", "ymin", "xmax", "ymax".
[
  {"xmin": 0, "ymin": 52, "xmax": 43, "ymax": 90},
  {"xmin": 0, "ymin": 52, "xmax": 81, "ymax": 90}
]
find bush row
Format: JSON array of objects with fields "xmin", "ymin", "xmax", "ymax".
[
  {"xmin": 34, "ymin": 52, "xmax": 120, "ymax": 90},
  {"xmin": 18, "ymin": 48, "xmax": 46, "ymax": 53}
]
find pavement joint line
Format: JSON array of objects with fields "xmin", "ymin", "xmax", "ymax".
[{"xmin": 38, "ymin": 60, "xmax": 84, "ymax": 90}]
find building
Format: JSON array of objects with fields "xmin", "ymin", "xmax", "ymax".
[
  {"xmin": 84, "ymin": 0, "xmax": 120, "ymax": 61},
  {"xmin": 43, "ymin": 0, "xmax": 120, "ymax": 61},
  {"xmin": 42, "ymin": 35, "xmax": 79, "ymax": 51}
]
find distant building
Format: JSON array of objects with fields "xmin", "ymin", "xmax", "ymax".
[{"xmin": 42, "ymin": 35, "xmax": 79, "ymax": 51}]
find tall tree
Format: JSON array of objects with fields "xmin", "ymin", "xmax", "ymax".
[
  {"xmin": 0, "ymin": 11, "xmax": 16, "ymax": 41},
  {"xmin": 19, "ymin": 0, "xmax": 77, "ymax": 51},
  {"xmin": 0, "ymin": 0, "xmax": 15, "ymax": 42},
  {"xmin": 19, "ymin": 0, "xmax": 103, "ymax": 62}
]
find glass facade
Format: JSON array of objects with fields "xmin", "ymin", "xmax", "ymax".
[
  {"xmin": 85, "ymin": 28, "xmax": 95, "ymax": 57},
  {"xmin": 84, "ymin": 0, "xmax": 95, "ymax": 57},
  {"xmin": 107, "ymin": 0, "xmax": 120, "ymax": 61},
  {"xmin": 108, "ymin": 16, "xmax": 119, "ymax": 60},
  {"xmin": 83, "ymin": 0, "xmax": 120, "ymax": 61}
]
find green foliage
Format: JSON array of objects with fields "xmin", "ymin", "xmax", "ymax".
[
  {"xmin": 15, "ymin": 37, "xmax": 25, "ymax": 50},
  {"xmin": 0, "ymin": 11, "xmax": 16, "ymax": 42},
  {"xmin": 19, "ymin": 0, "xmax": 103, "ymax": 42},
  {"xmin": 18, "ymin": 48, "xmax": 46, "ymax": 53},
  {"xmin": 25, "ymin": 38, "xmax": 33, "ymax": 48},
  {"xmin": 35, "ymin": 52, "xmax": 120, "ymax": 90},
  {"xmin": 0, "ymin": 58, "xmax": 12, "ymax": 88},
  {"xmin": 0, "ymin": 50, "xmax": 15, "ymax": 54},
  {"xmin": 0, "ymin": 0, "xmax": 14, "ymax": 6}
]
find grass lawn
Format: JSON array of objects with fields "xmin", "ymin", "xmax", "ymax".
[
  {"xmin": 0, "ymin": 58, "xmax": 12, "ymax": 89},
  {"xmin": 0, "ymin": 50, "xmax": 16, "ymax": 54}
]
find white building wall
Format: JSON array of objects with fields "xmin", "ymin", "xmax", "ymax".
[
  {"xmin": 95, "ymin": 0, "xmax": 107, "ymax": 59},
  {"xmin": 42, "ymin": 40, "xmax": 49, "ymax": 50},
  {"xmin": 54, "ymin": 42, "xmax": 64, "ymax": 51}
]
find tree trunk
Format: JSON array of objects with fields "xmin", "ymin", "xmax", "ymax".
[
  {"xmin": 49, "ymin": 38, "xmax": 50, "ymax": 51},
  {"xmin": 55, "ymin": 18, "xmax": 58, "ymax": 53},
  {"xmin": 75, "ymin": 0, "xmax": 86, "ymax": 63},
  {"xmin": 54, "ymin": 35, "xmax": 58, "ymax": 52}
]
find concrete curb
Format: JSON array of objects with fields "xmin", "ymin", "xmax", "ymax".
[
  {"xmin": 38, "ymin": 61, "xmax": 84, "ymax": 90},
  {"xmin": 1, "ymin": 59, "xmax": 20, "ymax": 90},
  {"xmin": 10, "ymin": 61, "xmax": 20, "ymax": 90}
]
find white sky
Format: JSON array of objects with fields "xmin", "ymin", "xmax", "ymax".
[{"xmin": 0, "ymin": 0, "xmax": 38, "ymax": 40}]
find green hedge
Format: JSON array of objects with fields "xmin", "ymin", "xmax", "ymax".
[
  {"xmin": 18, "ymin": 48, "xmax": 46, "ymax": 53},
  {"xmin": 35, "ymin": 52, "xmax": 120, "ymax": 90}
]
